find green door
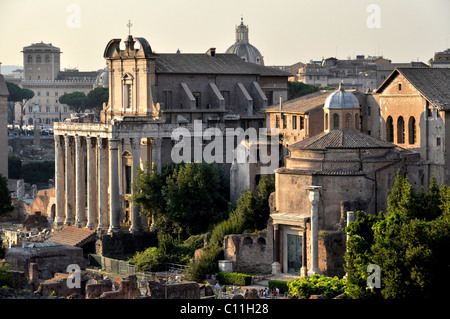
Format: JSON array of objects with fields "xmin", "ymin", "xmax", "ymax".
[{"xmin": 287, "ymin": 234, "xmax": 302, "ymax": 273}]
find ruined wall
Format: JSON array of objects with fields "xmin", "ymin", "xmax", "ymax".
[
  {"xmin": 146, "ymin": 280, "xmax": 200, "ymax": 299},
  {"xmin": 95, "ymin": 232, "xmax": 157, "ymax": 260},
  {"xmin": 4, "ymin": 245, "xmax": 85, "ymax": 280},
  {"xmin": 223, "ymin": 221, "xmax": 273, "ymax": 273}
]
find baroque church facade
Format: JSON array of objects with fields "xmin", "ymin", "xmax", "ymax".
[{"xmin": 51, "ymin": 33, "xmax": 289, "ymax": 238}]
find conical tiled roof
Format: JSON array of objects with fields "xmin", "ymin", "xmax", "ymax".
[{"xmin": 290, "ymin": 129, "xmax": 394, "ymax": 150}]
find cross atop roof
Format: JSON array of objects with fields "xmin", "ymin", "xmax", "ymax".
[{"xmin": 127, "ymin": 20, "xmax": 133, "ymax": 36}]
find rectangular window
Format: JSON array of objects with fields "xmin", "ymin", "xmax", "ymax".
[
  {"xmin": 46, "ymin": 92, "xmax": 49, "ymax": 96},
  {"xmin": 300, "ymin": 116, "xmax": 305, "ymax": 130},
  {"xmin": 282, "ymin": 115, "xmax": 287, "ymax": 129},
  {"xmin": 367, "ymin": 106, "xmax": 371, "ymax": 116},
  {"xmin": 163, "ymin": 91, "xmax": 172, "ymax": 109},
  {"xmin": 55, "ymin": 106, "xmax": 59, "ymax": 113},
  {"xmin": 292, "ymin": 115, "xmax": 297, "ymax": 130},
  {"xmin": 275, "ymin": 115, "xmax": 280, "ymax": 128},
  {"xmin": 426, "ymin": 101, "xmax": 432, "ymax": 118},
  {"xmin": 46, "ymin": 106, "xmax": 50, "ymax": 112},
  {"xmin": 55, "ymin": 92, "xmax": 58, "ymax": 96},
  {"xmin": 125, "ymin": 165, "xmax": 132, "ymax": 194},
  {"xmin": 437, "ymin": 137, "xmax": 441, "ymax": 146},
  {"xmin": 126, "ymin": 84, "xmax": 132, "ymax": 108},
  {"xmin": 193, "ymin": 92, "xmax": 201, "ymax": 108},
  {"xmin": 37, "ymin": 92, "xmax": 41, "ymax": 96}
]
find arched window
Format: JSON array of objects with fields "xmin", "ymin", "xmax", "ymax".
[
  {"xmin": 386, "ymin": 116, "xmax": 394, "ymax": 142},
  {"xmin": 27, "ymin": 55, "xmax": 32, "ymax": 63},
  {"xmin": 36, "ymin": 55, "xmax": 41, "ymax": 63},
  {"xmin": 344, "ymin": 113, "xmax": 351, "ymax": 130},
  {"xmin": 408, "ymin": 116, "xmax": 416, "ymax": 145},
  {"xmin": 397, "ymin": 116, "xmax": 405, "ymax": 144},
  {"xmin": 45, "ymin": 55, "xmax": 50, "ymax": 63},
  {"xmin": 122, "ymin": 73, "xmax": 134, "ymax": 110},
  {"xmin": 333, "ymin": 113, "xmax": 339, "ymax": 130}
]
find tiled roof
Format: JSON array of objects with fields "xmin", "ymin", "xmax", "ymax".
[
  {"xmin": 290, "ymin": 129, "xmax": 394, "ymax": 150},
  {"xmin": 46, "ymin": 226, "xmax": 96, "ymax": 247},
  {"xmin": 265, "ymin": 91, "xmax": 330, "ymax": 113},
  {"xmin": 377, "ymin": 67, "xmax": 450, "ymax": 110},
  {"xmin": 155, "ymin": 53, "xmax": 291, "ymax": 76}
]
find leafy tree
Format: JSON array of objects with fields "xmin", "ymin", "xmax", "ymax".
[
  {"xmin": 184, "ymin": 176, "xmax": 274, "ymax": 282},
  {"xmin": 0, "ymin": 174, "xmax": 13, "ymax": 217},
  {"xmin": 59, "ymin": 91, "xmax": 87, "ymax": 113},
  {"xmin": 162, "ymin": 162, "xmax": 229, "ymax": 238},
  {"xmin": 288, "ymin": 81, "xmax": 333, "ymax": 100},
  {"xmin": 344, "ymin": 171, "xmax": 450, "ymax": 299},
  {"xmin": 85, "ymin": 87, "xmax": 108, "ymax": 120},
  {"xmin": 8, "ymin": 154, "xmax": 22, "ymax": 180},
  {"xmin": 131, "ymin": 163, "xmax": 167, "ymax": 227},
  {"xmin": 5, "ymin": 81, "xmax": 34, "ymax": 128},
  {"xmin": 131, "ymin": 162, "xmax": 229, "ymax": 239}
]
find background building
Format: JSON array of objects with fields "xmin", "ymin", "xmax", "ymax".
[
  {"xmin": 225, "ymin": 18, "xmax": 265, "ymax": 66},
  {"xmin": 16, "ymin": 42, "xmax": 102, "ymax": 127}
]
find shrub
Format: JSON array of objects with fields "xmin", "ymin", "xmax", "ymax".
[
  {"xmin": 268, "ymin": 280, "xmax": 290, "ymax": 294},
  {"xmin": 0, "ymin": 264, "xmax": 13, "ymax": 288},
  {"xmin": 218, "ymin": 272, "xmax": 252, "ymax": 286},
  {"xmin": 184, "ymin": 244, "xmax": 223, "ymax": 282},
  {"xmin": 287, "ymin": 274, "xmax": 347, "ymax": 299}
]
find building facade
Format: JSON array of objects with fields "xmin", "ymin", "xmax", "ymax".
[
  {"xmin": 51, "ymin": 34, "xmax": 289, "ymax": 234},
  {"xmin": 269, "ymin": 86, "xmax": 418, "ymax": 276},
  {"xmin": 17, "ymin": 42, "xmax": 101, "ymax": 127}
]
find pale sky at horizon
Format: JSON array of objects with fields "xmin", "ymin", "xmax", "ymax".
[{"xmin": 1, "ymin": 0, "xmax": 449, "ymax": 72}]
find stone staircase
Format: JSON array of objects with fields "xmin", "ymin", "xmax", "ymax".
[{"xmin": 46, "ymin": 226, "xmax": 96, "ymax": 247}]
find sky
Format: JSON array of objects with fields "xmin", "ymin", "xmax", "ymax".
[{"xmin": 1, "ymin": 0, "xmax": 449, "ymax": 72}]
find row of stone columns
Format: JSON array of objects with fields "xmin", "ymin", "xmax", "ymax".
[{"xmin": 54, "ymin": 134, "xmax": 162, "ymax": 234}]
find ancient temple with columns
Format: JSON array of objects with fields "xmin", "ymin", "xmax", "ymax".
[{"xmin": 50, "ymin": 32, "xmax": 289, "ymax": 254}]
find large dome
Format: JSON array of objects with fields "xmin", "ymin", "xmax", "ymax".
[
  {"xmin": 225, "ymin": 18, "xmax": 264, "ymax": 65},
  {"xmin": 324, "ymin": 83, "xmax": 360, "ymax": 109}
]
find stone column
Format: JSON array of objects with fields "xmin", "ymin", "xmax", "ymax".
[
  {"xmin": 108, "ymin": 138, "xmax": 121, "ymax": 234},
  {"xmin": 54, "ymin": 135, "xmax": 65, "ymax": 227},
  {"xmin": 346, "ymin": 211, "xmax": 356, "ymax": 244},
  {"xmin": 97, "ymin": 138, "xmax": 109, "ymax": 231},
  {"xmin": 86, "ymin": 137, "xmax": 98, "ymax": 229},
  {"xmin": 129, "ymin": 137, "xmax": 142, "ymax": 234},
  {"xmin": 64, "ymin": 135, "xmax": 75, "ymax": 225},
  {"xmin": 300, "ymin": 228, "xmax": 308, "ymax": 277},
  {"xmin": 271, "ymin": 224, "xmax": 282, "ymax": 274},
  {"xmin": 151, "ymin": 138, "xmax": 162, "ymax": 174},
  {"xmin": 75, "ymin": 135, "xmax": 86, "ymax": 227},
  {"xmin": 307, "ymin": 185, "xmax": 321, "ymax": 276}
]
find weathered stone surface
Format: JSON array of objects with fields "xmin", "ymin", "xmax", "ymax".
[
  {"xmin": 147, "ymin": 279, "xmax": 200, "ymax": 299},
  {"xmin": 4, "ymin": 244, "xmax": 86, "ymax": 280}
]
